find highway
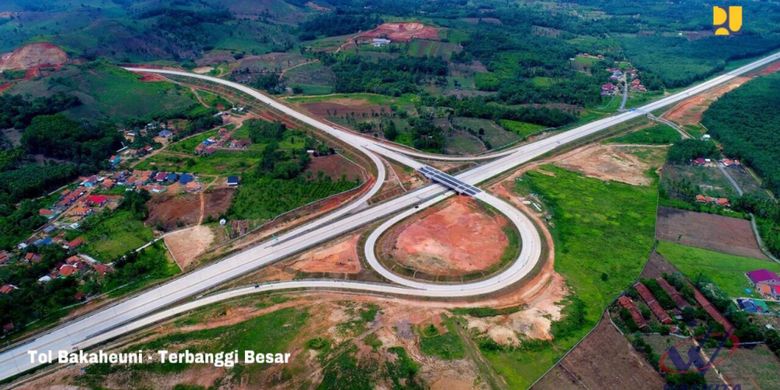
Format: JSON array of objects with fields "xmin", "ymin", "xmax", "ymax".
[{"xmin": 0, "ymin": 51, "xmax": 776, "ymax": 383}]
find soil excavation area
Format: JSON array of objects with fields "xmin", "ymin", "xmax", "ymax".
[{"xmin": 379, "ymin": 197, "xmax": 511, "ymax": 277}]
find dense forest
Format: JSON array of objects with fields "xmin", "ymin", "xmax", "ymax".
[{"xmin": 702, "ymin": 74, "xmax": 780, "ymax": 195}]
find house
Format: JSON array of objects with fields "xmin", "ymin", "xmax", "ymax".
[
  {"xmin": 67, "ymin": 237, "xmax": 84, "ymax": 250},
  {"xmin": 371, "ymin": 38, "xmax": 391, "ymax": 47},
  {"xmin": 43, "ymin": 225, "xmax": 56, "ymax": 234},
  {"xmin": 37, "ymin": 275, "xmax": 52, "ymax": 283},
  {"xmin": 58, "ymin": 264, "xmax": 78, "ymax": 277},
  {"xmin": 166, "ymin": 172, "xmax": 178, "ymax": 183},
  {"xmin": 185, "ymin": 181, "xmax": 202, "ymax": 192},
  {"xmin": 634, "ymin": 282, "xmax": 672, "ymax": 324},
  {"xmin": 721, "ymin": 158, "xmax": 740, "ymax": 167},
  {"xmin": 0, "ymin": 251, "xmax": 9, "ymax": 264},
  {"xmin": 716, "ymin": 198, "xmax": 730, "ymax": 207},
  {"xmin": 86, "ymin": 195, "xmax": 109, "ymax": 207},
  {"xmin": 656, "ymin": 277, "xmax": 689, "ymax": 309},
  {"xmin": 102, "ymin": 179, "xmax": 115, "ymax": 189},
  {"xmin": 108, "ymin": 155, "xmax": 121, "ymax": 166},
  {"xmin": 0, "ymin": 284, "xmax": 18, "ymax": 294},
  {"xmin": 39, "ymin": 209, "xmax": 54, "ymax": 218},
  {"xmin": 227, "ymin": 176, "xmax": 240, "ymax": 187},
  {"xmin": 746, "ymin": 269, "xmax": 780, "ymax": 298},
  {"xmin": 71, "ymin": 203, "xmax": 92, "ymax": 216},
  {"xmin": 693, "ymin": 287, "xmax": 734, "ymax": 333},
  {"xmin": 92, "ymin": 263, "xmax": 113, "ymax": 277},
  {"xmin": 737, "ymin": 298, "xmax": 770, "ymax": 314},
  {"xmin": 57, "ymin": 189, "xmax": 85, "ymax": 208},
  {"xmin": 179, "ymin": 173, "xmax": 194, "ymax": 185},
  {"xmin": 158, "ymin": 129, "xmax": 173, "ymax": 138},
  {"xmin": 601, "ymin": 82, "xmax": 617, "ymax": 96},
  {"xmin": 155, "ymin": 172, "xmax": 168, "ymax": 182},
  {"xmin": 33, "ymin": 237, "xmax": 53, "ymax": 247},
  {"xmin": 81, "ymin": 175, "xmax": 99, "ymax": 187},
  {"xmin": 618, "ymin": 296, "xmax": 648, "ymax": 329},
  {"xmin": 25, "ymin": 252, "xmax": 42, "ymax": 263},
  {"xmin": 692, "ymin": 157, "xmax": 707, "ymax": 166}
]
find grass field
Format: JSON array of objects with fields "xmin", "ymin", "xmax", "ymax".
[
  {"xmin": 81, "ymin": 210, "xmax": 155, "ymax": 261},
  {"xmin": 482, "ymin": 165, "xmax": 658, "ymax": 388},
  {"xmin": 498, "ymin": 119, "xmax": 547, "ymax": 140},
  {"xmin": 451, "ymin": 117, "xmax": 521, "ymax": 149},
  {"xmin": 137, "ymin": 129, "xmax": 306, "ymax": 176},
  {"xmin": 418, "ymin": 318, "xmax": 465, "ymax": 360},
  {"xmin": 228, "ymin": 176, "xmax": 359, "ymax": 221},
  {"xmin": 84, "ymin": 307, "xmax": 309, "ymax": 381},
  {"xmin": 9, "ymin": 62, "xmax": 198, "ymax": 123},
  {"xmin": 608, "ymin": 123, "xmax": 681, "ymax": 144},
  {"xmin": 656, "ymin": 241, "xmax": 780, "ymax": 298}
]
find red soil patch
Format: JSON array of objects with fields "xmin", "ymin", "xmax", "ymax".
[
  {"xmin": 147, "ymin": 189, "xmax": 234, "ymax": 230},
  {"xmin": 289, "ymin": 234, "xmax": 361, "ymax": 274},
  {"xmin": 0, "ymin": 42, "xmax": 67, "ymax": 71},
  {"xmin": 656, "ymin": 207, "xmax": 768, "ymax": 260},
  {"xmin": 300, "ymin": 99, "xmax": 387, "ymax": 118},
  {"xmin": 139, "ymin": 73, "xmax": 167, "ymax": 82},
  {"xmin": 306, "ymin": 154, "xmax": 364, "ymax": 181},
  {"xmin": 754, "ymin": 61, "xmax": 780, "ymax": 76},
  {"xmin": 384, "ymin": 197, "xmax": 509, "ymax": 277},
  {"xmin": 663, "ymin": 76, "xmax": 750, "ymax": 126},
  {"xmin": 357, "ymin": 22, "xmax": 440, "ymax": 42}
]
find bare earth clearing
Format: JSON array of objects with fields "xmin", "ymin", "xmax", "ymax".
[
  {"xmin": 554, "ymin": 143, "xmax": 666, "ymax": 186},
  {"xmin": 164, "ymin": 225, "xmax": 215, "ymax": 270},
  {"xmin": 380, "ymin": 197, "xmax": 509, "ymax": 277},
  {"xmin": 146, "ymin": 188, "xmax": 234, "ymax": 230},
  {"xmin": 532, "ymin": 314, "xmax": 665, "ymax": 390},
  {"xmin": 656, "ymin": 207, "xmax": 768, "ymax": 260}
]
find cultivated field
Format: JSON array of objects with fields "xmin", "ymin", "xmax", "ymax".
[{"xmin": 656, "ymin": 207, "xmax": 767, "ymax": 260}]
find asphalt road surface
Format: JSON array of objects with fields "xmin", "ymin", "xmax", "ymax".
[{"xmin": 0, "ymin": 51, "xmax": 777, "ymax": 382}]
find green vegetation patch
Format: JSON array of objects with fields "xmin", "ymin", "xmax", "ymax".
[
  {"xmin": 702, "ymin": 73, "xmax": 780, "ymax": 195},
  {"xmin": 125, "ymin": 307, "xmax": 308, "ymax": 377},
  {"xmin": 418, "ymin": 319, "xmax": 465, "ymax": 360},
  {"xmin": 81, "ymin": 210, "xmax": 155, "ymax": 261},
  {"xmin": 608, "ymin": 123, "xmax": 681, "ymax": 145},
  {"xmin": 498, "ymin": 119, "xmax": 546, "ymax": 140},
  {"xmin": 228, "ymin": 176, "xmax": 358, "ymax": 221},
  {"xmin": 657, "ymin": 241, "xmax": 780, "ymax": 298},
  {"xmin": 482, "ymin": 165, "xmax": 658, "ymax": 388}
]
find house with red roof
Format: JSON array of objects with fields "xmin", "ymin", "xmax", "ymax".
[
  {"xmin": 0, "ymin": 250, "xmax": 10, "ymax": 264},
  {"xmin": 618, "ymin": 296, "xmax": 648, "ymax": 329},
  {"xmin": 58, "ymin": 264, "xmax": 78, "ymax": 277},
  {"xmin": 0, "ymin": 284, "xmax": 18, "ymax": 294},
  {"xmin": 86, "ymin": 195, "xmax": 108, "ymax": 207},
  {"xmin": 39, "ymin": 209, "xmax": 54, "ymax": 218},
  {"xmin": 24, "ymin": 252, "xmax": 41, "ymax": 263},
  {"xmin": 746, "ymin": 269, "xmax": 780, "ymax": 299},
  {"xmin": 67, "ymin": 237, "xmax": 84, "ymax": 250},
  {"xmin": 634, "ymin": 282, "xmax": 672, "ymax": 324}
]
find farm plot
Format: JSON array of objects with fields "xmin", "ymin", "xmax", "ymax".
[{"xmin": 656, "ymin": 207, "xmax": 767, "ymax": 260}]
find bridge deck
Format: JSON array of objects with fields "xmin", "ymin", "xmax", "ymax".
[{"xmin": 418, "ymin": 166, "xmax": 481, "ymax": 196}]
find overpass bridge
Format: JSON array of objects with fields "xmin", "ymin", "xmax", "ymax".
[{"xmin": 418, "ymin": 165, "xmax": 481, "ymax": 196}]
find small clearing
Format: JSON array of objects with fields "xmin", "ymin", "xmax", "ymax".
[
  {"xmin": 289, "ymin": 234, "xmax": 361, "ymax": 274},
  {"xmin": 146, "ymin": 189, "xmax": 234, "ymax": 231},
  {"xmin": 553, "ymin": 143, "xmax": 665, "ymax": 186},
  {"xmin": 356, "ymin": 22, "xmax": 440, "ymax": 42},
  {"xmin": 0, "ymin": 42, "xmax": 67, "ymax": 71},
  {"xmin": 164, "ymin": 225, "xmax": 215, "ymax": 270},
  {"xmin": 656, "ymin": 207, "xmax": 767, "ymax": 260}
]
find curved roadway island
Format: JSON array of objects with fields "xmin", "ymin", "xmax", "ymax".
[{"xmin": 0, "ymin": 51, "xmax": 777, "ymax": 382}]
